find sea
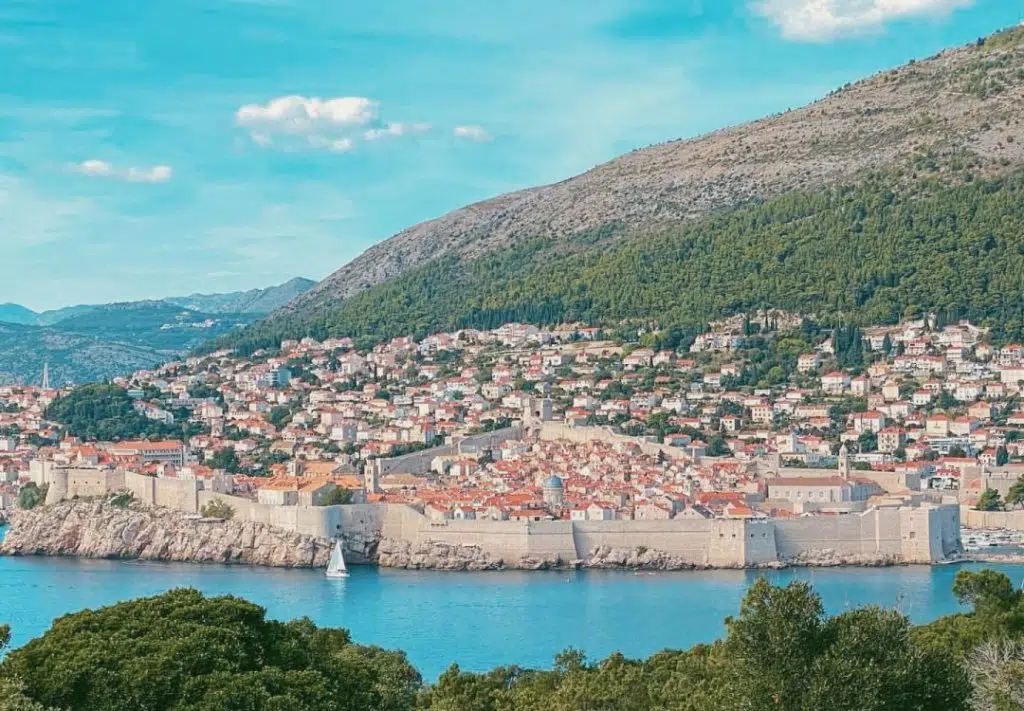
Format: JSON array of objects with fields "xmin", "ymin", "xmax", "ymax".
[{"xmin": 2, "ymin": 525, "xmax": 1022, "ymax": 680}]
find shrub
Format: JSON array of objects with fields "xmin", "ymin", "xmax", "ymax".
[{"xmin": 200, "ymin": 499, "xmax": 235, "ymax": 520}]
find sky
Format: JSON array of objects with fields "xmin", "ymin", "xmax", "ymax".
[{"xmin": 0, "ymin": 0, "xmax": 1021, "ymax": 311}]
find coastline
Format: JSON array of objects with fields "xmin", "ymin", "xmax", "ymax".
[
  {"xmin": 0, "ymin": 501, "xmax": 335, "ymax": 569},
  {"xmin": 0, "ymin": 501, "xmax": 938, "ymax": 572}
]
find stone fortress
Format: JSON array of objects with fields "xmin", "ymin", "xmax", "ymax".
[{"xmin": 26, "ymin": 439, "xmax": 962, "ymax": 569}]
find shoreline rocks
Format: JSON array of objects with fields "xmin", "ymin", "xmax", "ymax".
[{"xmin": 0, "ymin": 500, "xmax": 334, "ymax": 568}]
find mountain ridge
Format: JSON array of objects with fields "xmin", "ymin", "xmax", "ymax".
[
  {"xmin": 0, "ymin": 279, "xmax": 315, "ymax": 385},
  {"xmin": 274, "ymin": 26, "xmax": 1024, "ymax": 326},
  {"xmin": 3, "ymin": 277, "xmax": 315, "ymax": 328}
]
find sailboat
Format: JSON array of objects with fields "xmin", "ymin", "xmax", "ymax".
[{"xmin": 326, "ymin": 540, "xmax": 349, "ymax": 579}]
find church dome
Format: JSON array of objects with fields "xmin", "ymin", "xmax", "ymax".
[{"xmin": 543, "ymin": 475, "xmax": 563, "ymax": 490}]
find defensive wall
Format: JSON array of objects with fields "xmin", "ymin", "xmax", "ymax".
[
  {"xmin": 33, "ymin": 464, "xmax": 962, "ymax": 567},
  {"xmin": 372, "ymin": 425, "xmax": 524, "ymax": 477},
  {"xmin": 961, "ymin": 507, "xmax": 1024, "ymax": 531},
  {"xmin": 376, "ymin": 505, "xmax": 959, "ymax": 566},
  {"xmin": 538, "ymin": 423, "xmax": 690, "ymax": 461}
]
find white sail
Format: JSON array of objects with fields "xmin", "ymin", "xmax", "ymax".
[{"xmin": 326, "ymin": 540, "xmax": 349, "ymax": 578}]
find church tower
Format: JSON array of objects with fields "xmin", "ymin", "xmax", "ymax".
[{"xmin": 838, "ymin": 442, "xmax": 851, "ymax": 480}]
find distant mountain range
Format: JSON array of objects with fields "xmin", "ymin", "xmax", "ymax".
[
  {"xmin": 218, "ymin": 26, "xmax": 1024, "ymax": 353},
  {"xmin": 0, "ymin": 278, "xmax": 315, "ymax": 385},
  {"xmin": 0, "ymin": 277, "xmax": 315, "ymax": 328}
]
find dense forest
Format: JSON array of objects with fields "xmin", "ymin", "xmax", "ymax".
[
  {"xmin": 216, "ymin": 168, "xmax": 1024, "ymax": 355},
  {"xmin": 44, "ymin": 384, "xmax": 191, "ymax": 442},
  {"xmin": 2, "ymin": 571, "xmax": 1024, "ymax": 710}
]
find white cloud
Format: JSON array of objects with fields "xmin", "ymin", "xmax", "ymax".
[
  {"xmin": 125, "ymin": 165, "xmax": 173, "ymax": 183},
  {"xmin": 307, "ymin": 135, "xmax": 354, "ymax": 153},
  {"xmin": 754, "ymin": 0, "xmax": 976, "ymax": 42},
  {"xmin": 453, "ymin": 125, "xmax": 493, "ymax": 142},
  {"xmin": 236, "ymin": 95, "xmax": 379, "ymax": 134},
  {"xmin": 69, "ymin": 160, "xmax": 172, "ymax": 183},
  {"xmin": 236, "ymin": 96, "xmax": 439, "ymax": 151},
  {"xmin": 364, "ymin": 122, "xmax": 432, "ymax": 141},
  {"xmin": 75, "ymin": 159, "xmax": 114, "ymax": 177}
]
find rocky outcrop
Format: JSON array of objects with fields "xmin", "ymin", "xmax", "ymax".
[
  {"xmin": 585, "ymin": 546, "xmax": 706, "ymax": 571},
  {"xmin": 0, "ymin": 500, "xmax": 334, "ymax": 568},
  {"xmin": 583, "ymin": 546, "xmax": 902, "ymax": 571},
  {"xmin": 781, "ymin": 549, "xmax": 904, "ymax": 568}
]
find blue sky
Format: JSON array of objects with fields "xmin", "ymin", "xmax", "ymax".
[{"xmin": 1, "ymin": 0, "xmax": 1020, "ymax": 311}]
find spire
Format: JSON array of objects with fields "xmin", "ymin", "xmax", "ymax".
[
  {"xmin": 838, "ymin": 442, "xmax": 850, "ymax": 479},
  {"xmin": 41, "ymin": 362, "xmax": 50, "ymax": 390}
]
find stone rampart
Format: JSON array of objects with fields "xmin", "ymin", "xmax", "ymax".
[
  {"xmin": 538, "ymin": 423, "xmax": 689, "ymax": 461},
  {"xmin": 35, "ymin": 465, "xmax": 962, "ymax": 568},
  {"xmin": 962, "ymin": 507, "xmax": 1024, "ymax": 530},
  {"xmin": 371, "ymin": 426, "xmax": 524, "ymax": 477}
]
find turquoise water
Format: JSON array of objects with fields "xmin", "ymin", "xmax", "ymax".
[{"xmin": 1, "ymin": 526, "xmax": 1021, "ymax": 679}]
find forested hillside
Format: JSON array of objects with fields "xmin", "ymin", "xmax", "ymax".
[
  {"xmin": 246, "ymin": 25, "xmax": 1024, "ymax": 346},
  {"xmin": 4, "ymin": 571, "xmax": 1024, "ymax": 710},
  {"xmin": 220, "ymin": 167, "xmax": 1024, "ymax": 353}
]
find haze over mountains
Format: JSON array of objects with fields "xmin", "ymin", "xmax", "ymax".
[
  {"xmin": 0, "ymin": 278, "xmax": 314, "ymax": 385},
  {"xmin": 216, "ymin": 26, "xmax": 1024, "ymax": 353},
  {"xmin": 0, "ymin": 278, "xmax": 315, "ymax": 328}
]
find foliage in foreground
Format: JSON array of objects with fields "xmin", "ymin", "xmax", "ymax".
[
  {"xmin": 0, "ymin": 589, "xmax": 421, "ymax": 711},
  {"xmin": 8, "ymin": 571, "xmax": 1024, "ymax": 710}
]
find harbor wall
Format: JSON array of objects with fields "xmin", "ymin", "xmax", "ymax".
[{"xmin": 962, "ymin": 507, "xmax": 1024, "ymax": 531}]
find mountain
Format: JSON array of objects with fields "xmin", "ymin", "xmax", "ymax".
[
  {"xmin": 0, "ymin": 304, "xmax": 39, "ymax": 326},
  {"xmin": 220, "ymin": 27, "xmax": 1024, "ymax": 352},
  {"xmin": 2, "ymin": 278, "xmax": 315, "ymax": 328},
  {"xmin": 0, "ymin": 303, "xmax": 262, "ymax": 386},
  {"xmin": 166, "ymin": 277, "xmax": 316, "ymax": 314},
  {"xmin": 0, "ymin": 278, "xmax": 315, "ymax": 384}
]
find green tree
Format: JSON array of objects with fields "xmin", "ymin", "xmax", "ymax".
[
  {"xmin": 207, "ymin": 448, "xmax": 241, "ymax": 473},
  {"xmin": 706, "ymin": 437, "xmax": 732, "ymax": 457},
  {"xmin": 998, "ymin": 446, "xmax": 1011, "ymax": 467},
  {"xmin": 976, "ymin": 488, "xmax": 1004, "ymax": 511},
  {"xmin": 720, "ymin": 578, "xmax": 968, "ymax": 711},
  {"xmin": 16, "ymin": 484, "xmax": 45, "ymax": 511},
  {"xmin": 199, "ymin": 499, "xmax": 235, "ymax": 520},
  {"xmin": 1007, "ymin": 477, "xmax": 1024, "ymax": 507},
  {"xmin": 0, "ymin": 589, "xmax": 421, "ymax": 711},
  {"xmin": 267, "ymin": 406, "xmax": 292, "ymax": 428},
  {"xmin": 321, "ymin": 488, "xmax": 354, "ymax": 506},
  {"xmin": 45, "ymin": 385, "xmax": 180, "ymax": 442}
]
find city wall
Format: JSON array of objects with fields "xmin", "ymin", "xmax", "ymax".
[
  {"xmin": 962, "ymin": 507, "xmax": 1024, "ymax": 531},
  {"xmin": 538, "ymin": 423, "xmax": 689, "ymax": 461},
  {"xmin": 372, "ymin": 426, "xmax": 524, "ymax": 476},
  {"xmin": 360, "ymin": 506, "xmax": 956, "ymax": 566},
  {"xmin": 36, "ymin": 466, "xmax": 962, "ymax": 567}
]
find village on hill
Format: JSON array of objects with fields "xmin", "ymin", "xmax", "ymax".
[{"xmin": 2, "ymin": 312, "xmax": 1024, "ymax": 539}]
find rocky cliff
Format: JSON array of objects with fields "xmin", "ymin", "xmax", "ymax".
[{"xmin": 0, "ymin": 501, "xmax": 334, "ymax": 568}]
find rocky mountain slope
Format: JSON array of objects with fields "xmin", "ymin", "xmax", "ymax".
[
  {"xmin": 167, "ymin": 277, "xmax": 316, "ymax": 314},
  {"xmin": 278, "ymin": 27, "xmax": 1024, "ymax": 323}
]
